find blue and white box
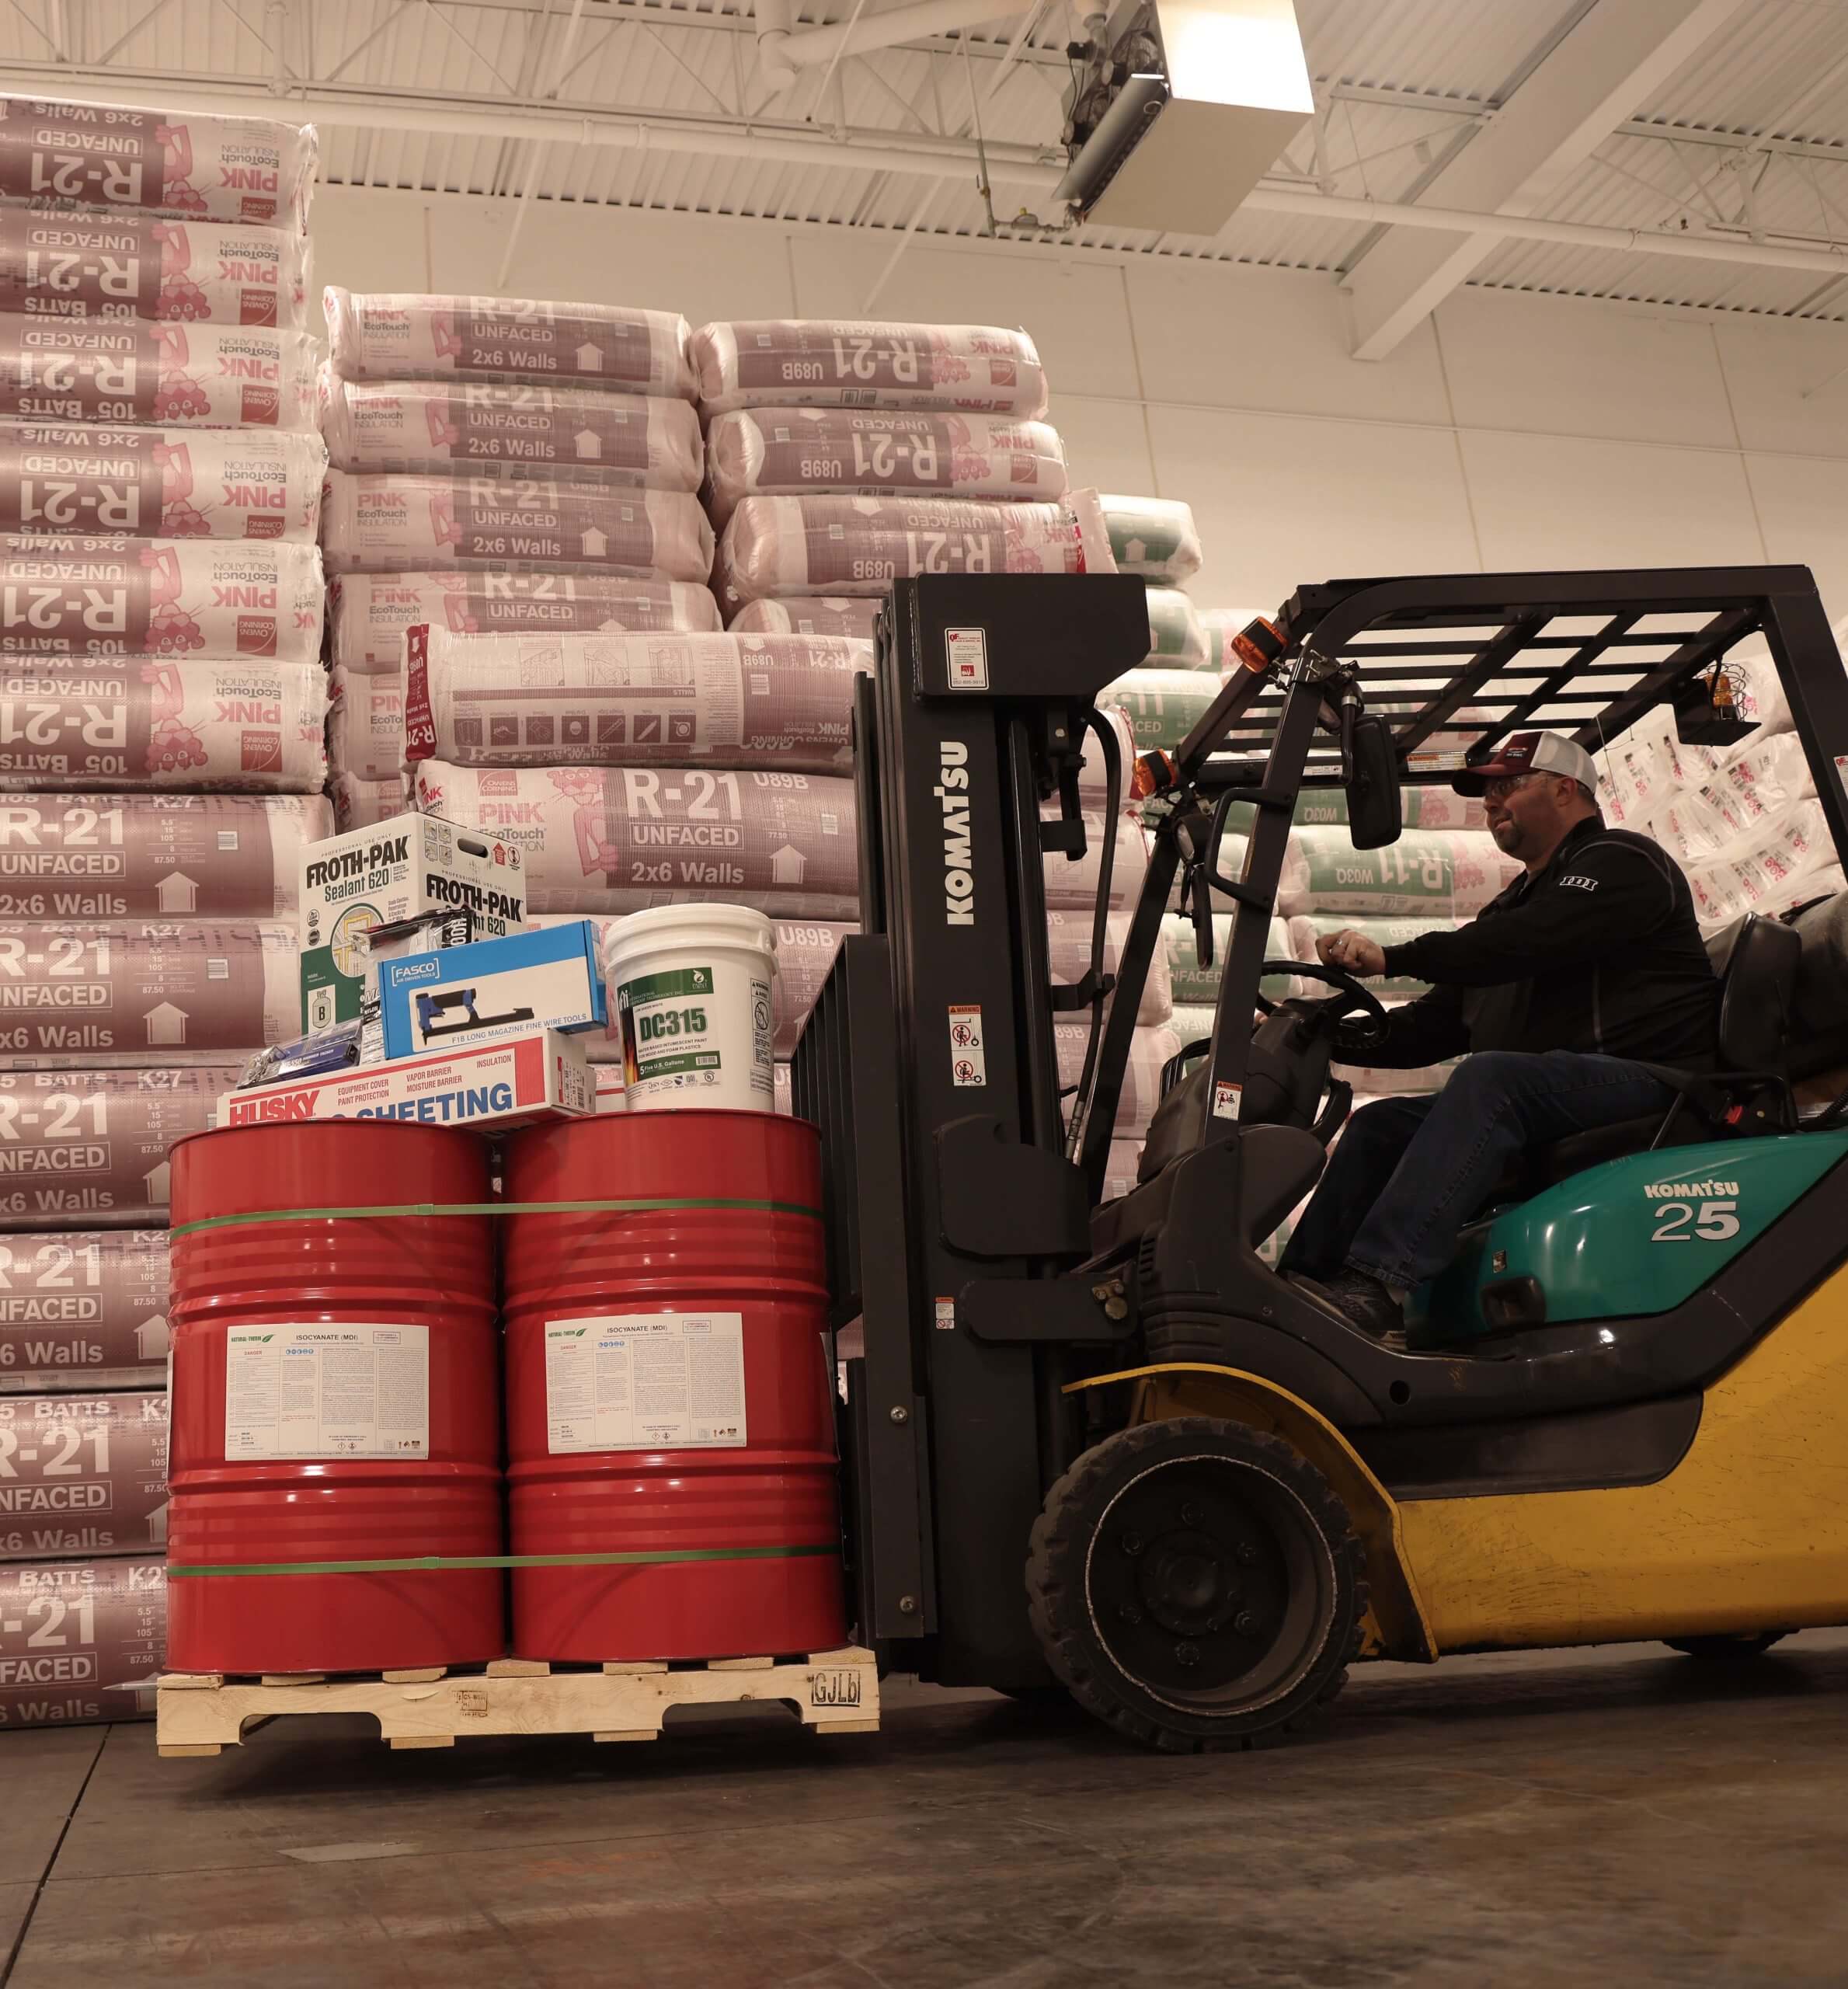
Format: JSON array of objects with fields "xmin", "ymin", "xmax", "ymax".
[{"xmin": 376, "ymin": 920, "xmax": 605, "ymax": 1060}]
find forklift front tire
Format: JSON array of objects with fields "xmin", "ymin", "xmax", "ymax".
[{"xmin": 1025, "ymin": 1416, "xmax": 1366, "ymax": 1754}]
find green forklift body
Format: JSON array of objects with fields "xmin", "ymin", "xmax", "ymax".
[{"xmin": 1408, "ymin": 1130, "xmax": 1848, "ymax": 1344}]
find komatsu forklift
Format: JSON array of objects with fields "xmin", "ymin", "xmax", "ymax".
[{"xmin": 792, "ymin": 567, "xmax": 1848, "ymax": 1753}]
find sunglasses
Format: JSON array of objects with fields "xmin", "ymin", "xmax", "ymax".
[{"xmin": 1481, "ymin": 772, "xmax": 1543, "ymax": 803}]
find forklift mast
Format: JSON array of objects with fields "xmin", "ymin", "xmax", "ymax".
[
  {"xmin": 792, "ymin": 565, "xmax": 1848, "ymax": 1691},
  {"xmin": 794, "ymin": 574, "xmax": 1150, "ymax": 1685}
]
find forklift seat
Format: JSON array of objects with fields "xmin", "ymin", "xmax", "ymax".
[{"xmin": 1519, "ymin": 911, "xmax": 1801, "ymax": 1190}]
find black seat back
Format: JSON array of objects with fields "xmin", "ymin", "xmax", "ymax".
[{"xmin": 1711, "ymin": 912, "xmax": 1801, "ymax": 1072}]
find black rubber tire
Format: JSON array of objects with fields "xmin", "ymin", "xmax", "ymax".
[
  {"xmin": 1025, "ymin": 1416, "xmax": 1366, "ymax": 1754},
  {"xmin": 1663, "ymin": 1632, "xmax": 1790, "ymax": 1660}
]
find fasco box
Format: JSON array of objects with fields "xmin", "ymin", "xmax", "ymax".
[
  {"xmin": 298, "ymin": 812, "xmax": 524, "ymax": 1030},
  {"xmin": 0, "ymin": 1555, "xmax": 165, "ymax": 1730},
  {"xmin": 221, "ymin": 1027, "xmax": 593, "ymax": 1131},
  {"xmin": 376, "ymin": 920, "xmax": 604, "ymax": 1059},
  {"xmin": 0, "ymin": 1231, "xmax": 169, "ymax": 1393},
  {"xmin": 0, "ymin": 1392, "xmax": 168, "ymax": 1559}
]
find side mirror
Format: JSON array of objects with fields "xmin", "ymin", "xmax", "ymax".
[{"xmin": 1346, "ymin": 714, "xmax": 1402, "ymax": 850}]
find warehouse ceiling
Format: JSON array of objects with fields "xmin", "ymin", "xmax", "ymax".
[{"xmin": 5, "ymin": 0, "xmax": 1848, "ymax": 338}]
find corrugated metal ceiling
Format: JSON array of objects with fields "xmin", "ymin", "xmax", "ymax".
[{"xmin": 1, "ymin": 0, "xmax": 1846, "ymax": 317}]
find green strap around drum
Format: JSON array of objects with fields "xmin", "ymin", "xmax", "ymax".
[
  {"xmin": 165, "ymin": 1545, "xmax": 837, "ymax": 1578},
  {"xmin": 168, "ymin": 1195, "xmax": 823, "ymax": 1238}
]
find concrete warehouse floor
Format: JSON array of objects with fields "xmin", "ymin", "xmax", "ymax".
[{"xmin": 5, "ymin": 1633, "xmax": 1848, "ymax": 1988}]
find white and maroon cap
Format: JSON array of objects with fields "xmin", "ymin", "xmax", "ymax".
[{"xmin": 1453, "ymin": 729, "xmax": 1598, "ymax": 796}]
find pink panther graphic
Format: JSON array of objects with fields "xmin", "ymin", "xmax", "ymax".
[
  {"xmin": 153, "ymin": 124, "xmax": 208, "ymax": 215},
  {"xmin": 548, "ymin": 768, "xmax": 620, "ymax": 882},
  {"xmin": 150, "ymin": 222, "xmax": 209, "ymax": 321},
  {"xmin": 149, "ymin": 325, "xmax": 211, "ymax": 422},
  {"xmin": 425, "ymin": 399, "xmax": 463, "ymax": 450},
  {"xmin": 428, "ymin": 489, "xmax": 462, "ymax": 548},
  {"xmin": 151, "ymin": 441, "xmax": 211, "ymax": 536},
  {"xmin": 138, "ymin": 544, "xmax": 204, "ymax": 654},
  {"xmin": 138, "ymin": 660, "xmax": 207, "ymax": 775}
]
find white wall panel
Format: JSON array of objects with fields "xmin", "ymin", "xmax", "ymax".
[
  {"xmin": 1126, "ymin": 260, "xmax": 1451, "ymax": 426},
  {"xmin": 1744, "ymin": 453, "xmax": 1848, "ymax": 622},
  {"xmin": 1149, "ymin": 405, "xmax": 1480, "ymax": 608},
  {"xmin": 1048, "ymin": 394, "xmax": 1157, "ymax": 500},
  {"xmin": 1436, "ymin": 291, "xmax": 1736, "ymax": 450},
  {"xmin": 311, "ymin": 185, "xmax": 434, "ymax": 297},
  {"xmin": 1458, "ymin": 431, "xmax": 1763, "ymax": 572},
  {"xmin": 1714, "ymin": 319, "xmax": 1848, "ymax": 460}
]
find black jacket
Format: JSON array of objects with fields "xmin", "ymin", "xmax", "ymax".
[{"xmin": 1368, "ymin": 815, "xmax": 1721, "ymax": 1070}]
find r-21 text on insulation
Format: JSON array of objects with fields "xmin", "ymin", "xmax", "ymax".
[
  {"xmin": 544, "ymin": 1312, "xmax": 747, "ymax": 1454},
  {"xmin": 222, "ymin": 1325, "xmax": 430, "ymax": 1460}
]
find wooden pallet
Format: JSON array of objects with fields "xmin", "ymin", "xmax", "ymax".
[{"xmin": 155, "ymin": 1646, "xmax": 879, "ymax": 1756}]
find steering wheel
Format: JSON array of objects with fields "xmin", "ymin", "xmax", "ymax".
[{"xmin": 1252, "ymin": 959, "xmax": 1390, "ymax": 1054}]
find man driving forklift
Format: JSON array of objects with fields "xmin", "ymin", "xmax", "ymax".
[{"xmin": 1282, "ymin": 729, "xmax": 1721, "ymax": 1341}]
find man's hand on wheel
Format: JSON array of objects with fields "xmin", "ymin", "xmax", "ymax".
[{"xmin": 1317, "ymin": 929, "xmax": 1387, "ymax": 977}]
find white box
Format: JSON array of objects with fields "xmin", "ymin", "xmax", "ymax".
[
  {"xmin": 298, "ymin": 813, "xmax": 526, "ymax": 1031},
  {"xmin": 220, "ymin": 1029, "xmax": 593, "ymax": 1131}
]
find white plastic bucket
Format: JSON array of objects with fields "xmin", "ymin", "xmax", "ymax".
[{"xmin": 603, "ymin": 904, "xmax": 778, "ymax": 1111}]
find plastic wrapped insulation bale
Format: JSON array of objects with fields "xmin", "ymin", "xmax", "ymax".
[
  {"xmin": 1104, "ymin": 1140, "xmax": 1144, "ymax": 1200},
  {"xmin": 715, "ymin": 493, "xmax": 1098, "ymax": 610},
  {"xmin": 320, "ymin": 371, "xmax": 705, "ymax": 490},
  {"xmin": 1077, "ymin": 705, "xmax": 1136, "ymax": 806},
  {"xmin": 0, "ymin": 658, "xmax": 327, "ymax": 791},
  {"xmin": 1218, "ymin": 788, "xmax": 1486, "ymax": 834},
  {"xmin": 324, "ymin": 288, "xmax": 695, "ymax": 399},
  {"xmin": 0, "ymin": 920, "xmax": 296, "ymax": 1064},
  {"xmin": 0, "ymin": 792, "xmax": 332, "ymax": 918},
  {"xmin": 0, "ymin": 1228, "xmax": 170, "ymax": 1392},
  {"xmin": 703, "ymin": 407, "xmax": 1067, "ymax": 523},
  {"xmin": 0, "ymin": 319, "xmax": 316, "ymax": 427},
  {"xmin": 1143, "ymin": 587, "xmax": 1208, "ymax": 668},
  {"xmin": 0, "ymin": 211, "xmax": 311, "ymax": 328},
  {"xmin": 726, "ymin": 595, "xmax": 881, "ymax": 641},
  {"xmin": 1161, "ymin": 913, "xmax": 1296, "ymax": 1007},
  {"xmin": 320, "ymin": 469, "xmax": 713, "ymax": 583},
  {"xmin": 1042, "ymin": 807, "xmax": 1149, "ymax": 911},
  {"xmin": 1646, "ymin": 733, "xmax": 1818, "ymax": 866},
  {"xmin": 1199, "ymin": 608, "xmax": 1272, "ymax": 672},
  {"xmin": 1046, "ymin": 907, "xmax": 1174, "ymax": 1025},
  {"xmin": 0, "ymin": 96, "xmax": 318, "ymax": 228},
  {"xmin": 401, "ymin": 625, "xmax": 870, "ymax": 776},
  {"xmin": 410, "ymin": 760, "xmax": 858, "ymax": 919},
  {"xmin": 1687, "ymin": 799, "xmax": 1837, "ymax": 930},
  {"xmin": 331, "ymin": 770, "xmax": 403, "ymax": 831},
  {"xmin": 0, "ymin": 535, "xmax": 324, "ymax": 661},
  {"xmin": 329, "ymin": 570, "xmax": 720, "ymax": 673},
  {"xmin": 327, "ymin": 664, "xmax": 399, "ymax": 782},
  {"xmin": 0, "ymin": 1064, "xmax": 237, "ymax": 1226},
  {"xmin": 691, "ymin": 319, "xmax": 1048, "ymax": 419},
  {"xmin": 1054, "ymin": 1022, "xmax": 1181, "ymax": 1136},
  {"xmin": 0, "ymin": 422, "xmax": 324, "ymax": 540},
  {"xmin": 1102, "ymin": 667, "xmax": 1223, "ymax": 754},
  {"xmin": 1279, "ymin": 827, "xmax": 1519, "ymax": 918},
  {"xmin": 1098, "ymin": 495, "xmax": 1202, "ymax": 585}
]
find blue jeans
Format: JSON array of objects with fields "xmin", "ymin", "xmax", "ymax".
[{"xmin": 1279, "ymin": 1050, "xmax": 1679, "ymax": 1291}]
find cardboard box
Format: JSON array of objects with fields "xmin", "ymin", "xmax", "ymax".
[
  {"xmin": 298, "ymin": 813, "xmax": 525, "ymax": 1032},
  {"xmin": 220, "ymin": 1029, "xmax": 593, "ymax": 1131},
  {"xmin": 377, "ymin": 921, "xmax": 604, "ymax": 1060}
]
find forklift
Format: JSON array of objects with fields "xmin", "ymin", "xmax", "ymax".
[{"xmin": 792, "ymin": 566, "xmax": 1848, "ymax": 1753}]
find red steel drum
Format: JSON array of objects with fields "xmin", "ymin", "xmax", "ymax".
[
  {"xmin": 502, "ymin": 1109, "xmax": 847, "ymax": 1662},
  {"xmin": 166, "ymin": 1122, "xmax": 504, "ymax": 1674}
]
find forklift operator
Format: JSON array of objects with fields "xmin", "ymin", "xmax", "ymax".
[{"xmin": 1280, "ymin": 729, "xmax": 1721, "ymax": 1340}]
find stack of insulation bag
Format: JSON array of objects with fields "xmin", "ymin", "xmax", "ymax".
[
  {"xmin": 0, "ymin": 89, "xmax": 325, "ymax": 1728},
  {"xmin": 320, "ymin": 287, "xmax": 722, "ymax": 829}
]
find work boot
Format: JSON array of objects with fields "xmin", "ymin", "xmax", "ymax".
[{"xmin": 1289, "ymin": 1268, "xmax": 1408, "ymax": 1349}]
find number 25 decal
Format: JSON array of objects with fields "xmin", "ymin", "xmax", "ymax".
[{"xmin": 1651, "ymin": 1198, "xmax": 1741, "ymax": 1242}]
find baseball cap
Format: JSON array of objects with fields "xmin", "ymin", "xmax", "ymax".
[{"xmin": 1453, "ymin": 729, "xmax": 1598, "ymax": 796}]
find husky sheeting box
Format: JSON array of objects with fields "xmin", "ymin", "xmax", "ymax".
[
  {"xmin": 0, "ymin": 1554, "xmax": 164, "ymax": 1729},
  {"xmin": 298, "ymin": 811, "xmax": 524, "ymax": 1031},
  {"xmin": 377, "ymin": 919, "xmax": 603, "ymax": 1059},
  {"xmin": 0, "ymin": 1390, "xmax": 167, "ymax": 1559},
  {"xmin": 221, "ymin": 1026, "xmax": 593, "ymax": 1130},
  {"xmin": 0, "ymin": 1230, "xmax": 168, "ymax": 1391}
]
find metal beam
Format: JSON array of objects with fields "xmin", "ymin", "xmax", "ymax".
[{"xmin": 1345, "ymin": 0, "xmax": 1755, "ymax": 360}]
